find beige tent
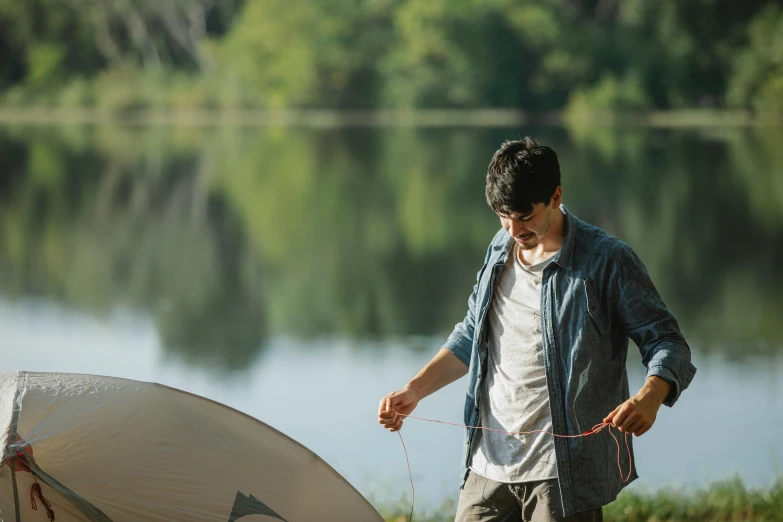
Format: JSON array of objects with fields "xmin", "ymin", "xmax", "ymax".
[{"xmin": 0, "ymin": 372, "xmax": 384, "ymax": 522}]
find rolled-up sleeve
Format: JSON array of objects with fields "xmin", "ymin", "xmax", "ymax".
[
  {"xmin": 443, "ymin": 244, "xmax": 494, "ymax": 367},
  {"xmin": 614, "ymin": 247, "xmax": 697, "ymax": 406}
]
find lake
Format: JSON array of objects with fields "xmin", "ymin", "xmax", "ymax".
[{"xmin": 1, "ymin": 122, "xmax": 781, "ymax": 511}]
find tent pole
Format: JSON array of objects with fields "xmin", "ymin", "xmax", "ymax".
[{"xmin": 11, "ymin": 372, "xmax": 24, "ymax": 522}]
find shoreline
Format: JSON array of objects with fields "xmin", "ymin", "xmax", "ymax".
[{"xmin": 0, "ymin": 107, "xmax": 780, "ymax": 128}]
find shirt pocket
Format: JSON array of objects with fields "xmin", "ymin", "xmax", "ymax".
[{"xmin": 583, "ymin": 278, "xmax": 609, "ymax": 339}]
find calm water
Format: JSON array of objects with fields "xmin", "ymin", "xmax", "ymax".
[{"xmin": 1, "ymin": 123, "xmax": 782, "ymax": 510}]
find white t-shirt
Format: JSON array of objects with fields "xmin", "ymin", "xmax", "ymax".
[{"xmin": 469, "ymin": 244, "xmax": 558, "ymax": 483}]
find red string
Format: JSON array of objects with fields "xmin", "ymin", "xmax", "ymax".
[
  {"xmin": 397, "ymin": 432, "xmax": 414, "ymax": 522},
  {"xmin": 393, "ymin": 411, "xmax": 633, "ymax": 522},
  {"xmin": 13, "ymin": 444, "xmax": 56, "ymax": 521},
  {"xmin": 30, "ymin": 476, "xmax": 56, "ymax": 521}
]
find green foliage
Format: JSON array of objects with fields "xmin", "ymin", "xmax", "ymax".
[
  {"xmin": 603, "ymin": 479, "xmax": 783, "ymax": 522},
  {"xmin": 216, "ymin": 0, "xmax": 393, "ymax": 109},
  {"xmin": 379, "ymin": 0, "xmax": 478, "ymax": 107},
  {"xmin": 1, "ymin": 85, "xmax": 33, "ymax": 107},
  {"xmin": 378, "ymin": 0, "xmax": 589, "ymax": 109},
  {"xmin": 1, "ymin": 0, "xmax": 783, "ymax": 112},
  {"xmin": 566, "ymin": 71, "xmax": 652, "ymax": 117},
  {"xmin": 26, "ymin": 42, "xmax": 66, "ymax": 88},
  {"xmin": 92, "ymin": 67, "xmax": 150, "ymax": 115},
  {"xmin": 58, "ymin": 77, "xmax": 94, "ymax": 108},
  {"xmin": 378, "ymin": 480, "xmax": 783, "ymax": 521},
  {"xmin": 216, "ymin": 0, "xmax": 319, "ymax": 108},
  {"xmin": 0, "ymin": 0, "xmax": 103, "ymax": 85},
  {"xmin": 87, "ymin": 66, "xmax": 222, "ymax": 115},
  {"xmin": 727, "ymin": 5, "xmax": 783, "ymax": 111}
]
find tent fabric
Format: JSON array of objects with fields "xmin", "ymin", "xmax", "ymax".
[{"xmin": 0, "ymin": 372, "xmax": 384, "ymax": 522}]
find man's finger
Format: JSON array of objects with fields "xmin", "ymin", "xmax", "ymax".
[
  {"xmin": 635, "ymin": 424, "xmax": 651, "ymax": 437},
  {"xmin": 604, "ymin": 404, "xmax": 621, "ymax": 424},
  {"xmin": 626, "ymin": 419, "xmax": 644, "ymax": 434},
  {"xmin": 611, "ymin": 407, "xmax": 629, "ymax": 428},
  {"xmin": 608, "ymin": 404, "xmax": 621, "ymax": 417},
  {"xmin": 618, "ymin": 410, "xmax": 632, "ymax": 425},
  {"xmin": 619, "ymin": 412, "xmax": 640, "ymax": 432},
  {"xmin": 381, "ymin": 412, "xmax": 399, "ymax": 425},
  {"xmin": 388, "ymin": 394, "xmax": 400, "ymax": 412}
]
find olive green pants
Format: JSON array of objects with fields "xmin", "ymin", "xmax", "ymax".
[{"xmin": 455, "ymin": 471, "xmax": 603, "ymax": 522}]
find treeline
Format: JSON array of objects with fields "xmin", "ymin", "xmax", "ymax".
[{"xmin": 0, "ymin": 0, "xmax": 781, "ymax": 113}]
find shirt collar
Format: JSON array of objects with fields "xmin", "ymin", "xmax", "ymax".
[
  {"xmin": 551, "ymin": 204, "xmax": 576, "ymax": 271},
  {"xmin": 496, "ymin": 204, "xmax": 577, "ymax": 270}
]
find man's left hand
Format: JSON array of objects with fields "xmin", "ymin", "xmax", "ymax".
[{"xmin": 603, "ymin": 376, "xmax": 671, "ymax": 437}]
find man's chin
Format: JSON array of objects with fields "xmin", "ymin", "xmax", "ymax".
[{"xmin": 514, "ymin": 235, "xmax": 538, "ymax": 248}]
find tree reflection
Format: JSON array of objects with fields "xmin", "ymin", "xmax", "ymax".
[
  {"xmin": 0, "ymin": 123, "xmax": 780, "ymax": 375},
  {"xmin": 0, "ymin": 127, "xmax": 268, "ymax": 372},
  {"xmin": 556, "ymin": 124, "xmax": 783, "ymax": 348}
]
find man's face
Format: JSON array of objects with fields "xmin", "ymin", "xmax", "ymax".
[{"xmin": 497, "ymin": 200, "xmax": 556, "ymax": 250}]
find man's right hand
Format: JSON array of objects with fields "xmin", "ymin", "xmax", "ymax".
[
  {"xmin": 378, "ymin": 387, "xmax": 421, "ymax": 432},
  {"xmin": 377, "ymin": 348, "xmax": 468, "ymax": 432}
]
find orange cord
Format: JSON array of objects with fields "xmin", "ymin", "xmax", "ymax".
[{"xmin": 393, "ymin": 412, "xmax": 632, "ymax": 522}]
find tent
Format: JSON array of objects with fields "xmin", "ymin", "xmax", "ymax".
[{"xmin": 0, "ymin": 372, "xmax": 384, "ymax": 521}]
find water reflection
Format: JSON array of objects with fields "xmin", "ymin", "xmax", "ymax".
[
  {"xmin": 0, "ymin": 124, "xmax": 781, "ymax": 373},
  {"xmin": 562, "ymin": 125, "xmax": 783, "ymax": 349}
]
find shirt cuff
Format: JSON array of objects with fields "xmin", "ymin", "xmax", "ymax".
[
  {"xmin": 646, "ymin": 353, "xmax": 696, "ymax": 407},
  {"xmin": 444, "ymin": 333, "xmax": 471, "ymax": 367}
]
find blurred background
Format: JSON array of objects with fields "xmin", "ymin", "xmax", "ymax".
[{"xmin": 1, "ymin": 0, "xmax": 782, "ymax": 519}]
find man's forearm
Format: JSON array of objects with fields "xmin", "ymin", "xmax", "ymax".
[
  {"xmin": 636, "ymin": 375, "xmax": 671, "ymax": 406},
  {"xmin": 406, "ymin": 348, "xmax": 469, "ymax": 400}
]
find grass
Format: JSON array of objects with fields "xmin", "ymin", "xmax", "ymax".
[{"xmin": 378, "ymin": 478, "xmax": 783, "ymax": 521}]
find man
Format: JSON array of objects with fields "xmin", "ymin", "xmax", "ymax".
[{"xmin": 378, "ymin": 137, "xmax": 696, "ymax": 522}]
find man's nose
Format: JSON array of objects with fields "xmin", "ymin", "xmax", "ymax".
[{"xmin": 509, "ymin": 221, "xmax": 527, "ymax": 237}]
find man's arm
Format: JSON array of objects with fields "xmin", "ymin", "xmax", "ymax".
[
  {"xmin": 605, "ymin": 246, "xmax": 696, "ymax": 436},
  {"xmin": 378, "ymin": 234, "xmax": 504, "ymax": 431},
  {"xmin": 377, "ymin": 237, "xmax": 500, "ymax": 431},
  {"xmin": 603, "ymin": 375, "xmax": 670, "ymax": 436},
  {"xmin": 378, "ymin": 348, "xmax": 468, "ymax": 432}
]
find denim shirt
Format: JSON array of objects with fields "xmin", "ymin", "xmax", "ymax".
[{"xmin": 443, "ymin": 205, "xmax": 696, "ymax": 516}]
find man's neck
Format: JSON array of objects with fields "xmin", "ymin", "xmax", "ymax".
[{"xmin": 518, "ymin": 207, "xmax": 566, "ymax": 266}]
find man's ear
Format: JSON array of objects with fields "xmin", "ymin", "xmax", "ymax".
[{"xmin": 550, "ymin": 186, "xmax": 562, "ymax": 207}]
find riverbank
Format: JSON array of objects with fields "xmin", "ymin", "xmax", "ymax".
[
  {"xmin": 0, "ymin": 107, "xmax": 781, "ymax": 128},
  {"xmin": 378, "ymin": 478, "xmax": 783, "ymax": 521}
]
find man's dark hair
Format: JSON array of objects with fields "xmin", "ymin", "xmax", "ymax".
[{"xmin": 485, "ymin": 137, "xmax": 561, "ymax": 215}]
